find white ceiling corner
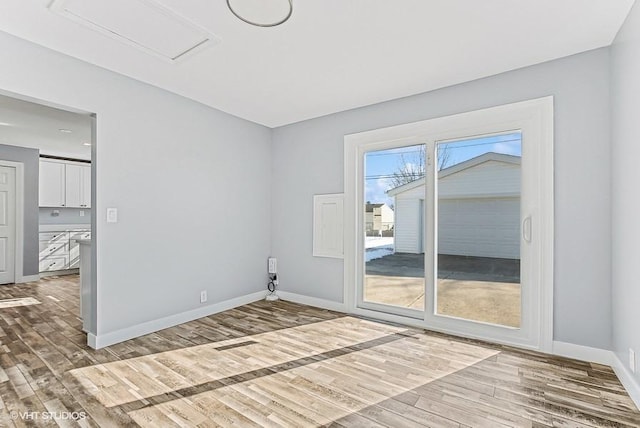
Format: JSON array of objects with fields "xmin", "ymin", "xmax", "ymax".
[{"xmin": 0, "ymin": 0, "xmax": 635, "ymax": 127}]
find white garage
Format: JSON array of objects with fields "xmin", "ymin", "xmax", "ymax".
[{"xmin": 387, "ymin": 153, "xmax": 521, "ymax": 259}]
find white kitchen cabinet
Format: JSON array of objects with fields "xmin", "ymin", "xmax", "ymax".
[
  {"xmin": 65, "ymin": 164, "xmax": 82, "ymax": 208},
  {"xmin": 39, "ymin": 228, "xmax": 90, "ymax": 273},
  {"xmin": 81, "ymin": 165, "xmax": 91, "ymax": 208},
  {"xmin": 39, "ymin": 255, "xmax": 69, "ymax": 273},
  {"xmin": 39, "ymin": 231, "xmax": 70, "ymax": 272},
  {"xmin": 39, "ymin": 159, "xmax": 91, "ymax": 208},
  {"xmin": 39, "ymin": 161, "xmax": 66, "ymax": 207}
]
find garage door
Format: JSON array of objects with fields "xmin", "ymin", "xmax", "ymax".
[{"xmin": 438, "ymin": 197, "xmax": 520, "ymax": 259}]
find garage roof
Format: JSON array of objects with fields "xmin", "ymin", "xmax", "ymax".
[{"xmin": 387, "ymin": 152, "xmax": 521, "ymax": 197}]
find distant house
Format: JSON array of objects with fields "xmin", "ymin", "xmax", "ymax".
[
  {"xmin": 365, "ymin": 203, "xmax": 395, "ymax": 234},
  {"xmin": 387, "ymin": 153, "xmax": 520, "ymax": 259}
]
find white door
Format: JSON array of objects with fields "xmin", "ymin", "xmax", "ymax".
[{"xmin": 0, "ymin": 166, "xmax": 16, "ymax": 284}]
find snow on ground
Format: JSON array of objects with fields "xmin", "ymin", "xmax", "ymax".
[
  {"xmin": 365, "ymin": 237, "xmax": 394, "ymax": 262},
  {"xmin": 365, "ymin": 246, "xmax": 394, "ymax": 262},
  {"xmin": 365, "ymin": 237, "xmax": 394, "ymax": 249}
]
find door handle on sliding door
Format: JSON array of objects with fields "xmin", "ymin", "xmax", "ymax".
[{"xmin": 522, "ymin": 216, "xmax": 532, "ymax": 243}]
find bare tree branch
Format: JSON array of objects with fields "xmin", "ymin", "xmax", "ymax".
[
  {"xmin": 438, "ymin": 144, "xmax": 452, "ymax": 171},
  {"xmin": 388, "ymin": 145, "xmax": 451, "ymax": 189}
]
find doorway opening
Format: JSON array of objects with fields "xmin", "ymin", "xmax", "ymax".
[{"xmin": 0, "ymin": 91, "xmax": 96, "ymax": 339}]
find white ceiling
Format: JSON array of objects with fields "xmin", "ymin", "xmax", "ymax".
[
  {"xmin": 0, "ymin": 0, "xmax": 635, "ymax": 128},
  {"xmin": 0, "ymin": 93, "xmax": 92, "ymax": 160}
]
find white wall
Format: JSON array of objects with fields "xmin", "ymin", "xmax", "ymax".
[
  {"xmin": 439, "ymin": 161, "xmax": 520, "ymax": 198},
  {"xmin": 272, "ymin": 48, "xmax": 612, "ymax": 349},
  {"xmin": 438, "ymin": 198, "xmax": 520, "ymax": 259},
  {"xmin": 0, "ymin": 31, "xmax": 272, "ymax": 340},
  {"xmin": 611, "ymin": 2, "xmax": 640, "ymax": 388},
  {"xmin": 394, "ymin": 198, "xmax": 422, "ymax": 254}
]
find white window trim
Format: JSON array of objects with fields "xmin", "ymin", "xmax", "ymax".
[{"xmin": 343, "ymin": 97, "xmax": 554, "ymax": 352}]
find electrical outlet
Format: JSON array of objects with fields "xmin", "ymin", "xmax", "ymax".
[
  {"xmin": 268, "ymin": 257, "xmax": 277, "ymax": 274},
  {"xmin": 79, "ymin": 210, "xmax": 85, "ymax": 217},
  {"xmin": 200, "ymin": 290, "xmax": 207, "ymax": 303},
  {"xmin": 630, "ymin": 348, "xmax": 636, "ymax": 373}
]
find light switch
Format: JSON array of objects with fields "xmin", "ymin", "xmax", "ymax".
[{"xmin": 106, "ymin": 208, "xmax": 118, "ymax": 223}]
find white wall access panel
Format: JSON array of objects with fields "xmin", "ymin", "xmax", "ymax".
[{"xmin": 313, "ymin": 194, "xmax": 344, "ymax": 258}]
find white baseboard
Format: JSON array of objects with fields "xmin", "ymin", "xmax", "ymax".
[
  {"xmin": 536, "ymin": 342, "xmax": 640, "ymax": 409},
  {"xmin": 611, "ymin": 352, "xmax": 640, "ymax": 409},
  {"xmin": 552, "ymin": 341, "xmax": 613, "ymax": 366},
  {"xmin": 87, "ymin": 333, "xmax": 98, "ymax": 349},
  {"xmin": 89, "ymin": 291, "xmax": 267, "ymax": 349},
  {"xmin": 39, "ymin": 269, "xmax": 78, "ymax": 278},
  {"xmin": 277, "ymin": 291, "xmax": 347, "ymax": 313},
  {"xmin": 17, "ymin": 274, "xmax": 41, "ymax": 283}
]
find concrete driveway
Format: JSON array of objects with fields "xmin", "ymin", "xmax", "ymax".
[
  {"xmin": 364, "ymin": 253, "xmax": 521, "ymax": 327},
  {"xmin": 366, "ymin": 253, "xmax": 520, "ymax": 282}
]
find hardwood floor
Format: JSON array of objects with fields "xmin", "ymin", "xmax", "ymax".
[{"xmin": 0, "ymin": 276, "xmax": 638, "ymax": 427}]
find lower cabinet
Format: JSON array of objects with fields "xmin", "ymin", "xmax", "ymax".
[
  {"xmin": 39, "ymin": 229, "xmax": 90, "ymax": 273},
  {"xmin": 39, "ymin": 255, "xmax": 69, "ymax": 272}
]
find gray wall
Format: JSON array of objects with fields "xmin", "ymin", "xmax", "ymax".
[
  {"xmin": 39, "ymin": 207, "xmax": 91, "ymax": 225},
  {"xmin": 0, "ymin": 27, "xmax": 620, "ymax": 352},
  {"xmin": 611, "ymin": 2, "xmax": 640, "ymax": 386},
  {"xmin": 0, "ymin": 143, "xmax": 39, "ymax": 277},
  {"xmin": 0, "ymin": 31, "xmax": 272, "ymax": 337},
  {"xmin": 272, "ymin": 48, "xmax": 612, "ymax": 350}
]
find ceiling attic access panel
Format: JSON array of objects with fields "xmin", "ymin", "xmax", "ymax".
[{"xmin": 48, "ymin": 0, "xmax": 220, "ymax": 62}]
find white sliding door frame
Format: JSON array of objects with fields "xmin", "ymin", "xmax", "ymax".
[{"xmin": 344, "ymin": 97, "xmax": 554, "ymax": 352}]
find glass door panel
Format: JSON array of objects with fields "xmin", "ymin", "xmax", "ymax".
[
  {"xmin": 361, "ymin": 144, "xmax": 426, "ymax": 315},
  {"xmin": 434, "ymin": 133, "xmax": 522, "ymax": 328}
]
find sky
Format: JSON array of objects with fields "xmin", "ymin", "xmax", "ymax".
[{"xmin": 364, "ymin": 132, "xmax": 522, "ymax": 206}]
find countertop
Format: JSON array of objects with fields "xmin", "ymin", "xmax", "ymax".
[{"xmin": 39, "ymin": 224, "xmax": 91, "ymax": 232}]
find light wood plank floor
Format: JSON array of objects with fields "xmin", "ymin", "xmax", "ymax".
[{"xmin": 0, "ymin": 276, "xmax": 638, "ymax": 427}]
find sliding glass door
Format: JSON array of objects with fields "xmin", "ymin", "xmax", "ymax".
[
  {"xmin": 358, "ymin": 133, "xmax": 524, "ymax": 328},
  {"xmin": 347, "ymin": 98, "xmax": 552, "ymax": 349},
  {"xmin": 360, "ymin": 144, "xmax": 426, "ymax": 318},
  {"xmin": 432, "ymin": 133, "xmax": 522, "ymax": 328}
]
